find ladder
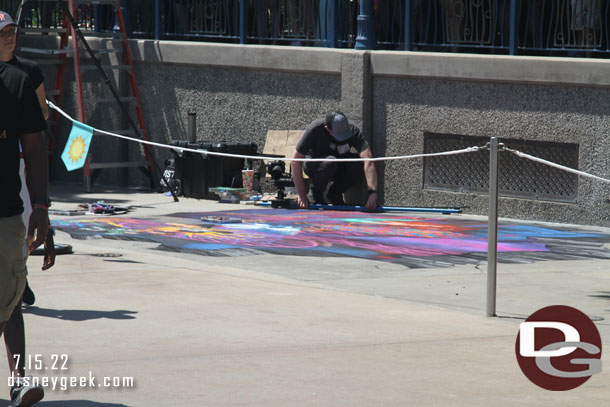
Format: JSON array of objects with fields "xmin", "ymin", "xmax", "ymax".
[{"xmin": 17, "ymin": 0, "xmax": 155, "ymax": 191}]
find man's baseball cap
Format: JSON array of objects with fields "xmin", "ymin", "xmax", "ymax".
[
  {"xmin": 326, "ymin": 112, "xmax": 352, "ymax": 142},
  {"xmin": 0, "ymin": 11, "xmax": 16, "ymax": 31}
]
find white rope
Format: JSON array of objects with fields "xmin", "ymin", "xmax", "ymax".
[
  {"xmin": 507, "ymin": 148, "xmax": 610, "ymax": 184},
  {"xmin": 48, "ymin": 100, "xmax": 483, "ymax": 163},
  {"xmin": 50, "ymin": 101, "xmax": 610, "ymax": 184}
]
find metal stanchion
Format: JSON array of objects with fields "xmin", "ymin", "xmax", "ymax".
[{"xmin": 486, "ymin": 137, "xmax": 499, "ymax": 317}]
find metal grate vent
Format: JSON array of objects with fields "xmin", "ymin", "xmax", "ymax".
[{"xmin": 423, "ymin": 133, "xmax": 579, "ymax": 202}]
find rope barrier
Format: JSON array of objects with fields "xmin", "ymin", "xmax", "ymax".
[
  {"xmin": 48, "ymin": 101, "xmax": 610, "ymax": 184},
  {"xmin": 504, "ymin": 146, "xmax": 610, "ymax": 184},
  {"xmin": 47, "ymin": 101, "xmax": 484, "ymax": 163},
  {"xmin": 49, "ymin": 102, "xmax": 610, "ymax": 321}
]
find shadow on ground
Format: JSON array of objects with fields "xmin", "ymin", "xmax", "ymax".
[
  {"xmin": 0, "ymin": 400, "xmax": 129, "ymax": 407},
  {"xmin": 48, "ymin": 181, "xmax": 166, "ymax": 206},
  {"xmin": 23, "ymin": 307, "xmax": 137, "ymax": 321},
  {"xmin": 589, "ymin": 291, "xmax": 610, "ymax": 300}
]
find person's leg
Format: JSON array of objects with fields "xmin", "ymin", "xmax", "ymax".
[
  {"xmin": 6, "ymin": 319, "xmax": 44, "ymax": 405},
  {"xmin": 0, "ymin": 216, "xmax": 43, "ymax": 405},
  {"xmin": 0, "ymin": 217, "xmax": 27, "ymax": 377},
  {"xmin": 4, "ymin": 302, "xmax": 44, "ymax": 406},
  {"xmin": 0, "ymin": 215, "xmax": 27, "ymax": 325},
  {"xmin": 4, "ymin": 300, "xmax": 25, "ymax": 377},
  {"xmin": 303, "ymin": 156, "xmax": 339, "ymax": 204},
  {"xmin": 18, "ymin": 156, "xmax": 35, "ymax": 307},
  {"xmin": 0, "ymin": 321, "xmax": 6, "ymax": 366},
  {"xmin": 327, "ymin": 160, "xmax": 364, "ymax": 205},
  {"xmin": 21, "ymin": 282, "xmax": 35, "ymax": 306},
  {"xmin": 7, "ymin": 154, "xmax": 33, "ymax": 375}
]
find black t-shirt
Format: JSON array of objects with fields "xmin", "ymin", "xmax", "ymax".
[
  {"xmin": 8, "ymin": 55, "xmax": 45, "ymax": 89},
  {"xmin": 296, "ymin": 118, "xmax": 369, "ymax": 158},
  {"xmin": 0, "ymin": 62, "xmax": 47, "ymax": 217}
]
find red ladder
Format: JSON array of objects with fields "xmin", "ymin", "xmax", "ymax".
[
  {"xmin": 17, "ymin": 0, "xmax": 155, "ymax": 191},
  {"xmin": 69, "ymin": 0, "xmax": 155, "ymax": 191}
]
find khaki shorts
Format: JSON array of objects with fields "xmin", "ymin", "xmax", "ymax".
[{"xmin": 0, "ymin": 215, "xmax": 27, "ymax": 322}]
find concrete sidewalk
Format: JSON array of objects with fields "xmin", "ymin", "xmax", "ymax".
[{"xmin": 1, "ymin": 184, "xmax": 609, "ymax": 406}]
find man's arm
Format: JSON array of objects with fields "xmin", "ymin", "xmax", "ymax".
[
  {"xmin": 20, "ymin": 131, "xmax": 49, "ymax": 251},
  {"xmin": 291, "ymin": 151, "xmax": 309, "ymax": 209},
  {"xmin": 360, "ymin": 148, "xmax": 378, "ymax": 211},
  {"xmin": 35, "ymin": 84, "xmax": 49, "ymax": 120}
]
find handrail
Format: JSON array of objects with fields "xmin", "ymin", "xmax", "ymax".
[{"xmin": 7, "ymin": 0, "xmax": 610, "ymax": 57}]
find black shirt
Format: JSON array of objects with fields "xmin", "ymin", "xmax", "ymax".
[
  {"xmin": 296, "ymin": 118, "xmax": 369, "ymax": 158},
  {"xmin": 8, "ymin": 55, "xmax": 45, "ymax": 89},
  {"xmin": 0, "ymin": 62, "xmax": 47, "ymax": 217}
]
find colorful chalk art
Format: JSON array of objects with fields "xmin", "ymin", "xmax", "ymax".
[{"xmin": 52, "ymin": 210, "xmax": 610, "ymax": 268}]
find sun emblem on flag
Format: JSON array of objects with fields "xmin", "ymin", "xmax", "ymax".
[{"xmin": 67, "ymin": 136, "xmax": 87, "ymax": 162}]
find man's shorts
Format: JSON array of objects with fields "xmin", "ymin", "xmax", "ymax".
[{"xmin": 0, "ymin": 215, "xmax": 27, "ymax": 322}]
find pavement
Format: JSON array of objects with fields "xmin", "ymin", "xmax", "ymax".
[{"xmin": 1, "ymin": 182, "xmax": 609, "ymax": 406}]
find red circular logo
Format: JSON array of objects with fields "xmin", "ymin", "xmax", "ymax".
[{"xmin": 515, "ymin": 305, "xmax": 602, "ymax": 391}]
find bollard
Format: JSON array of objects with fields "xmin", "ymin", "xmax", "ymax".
[{"xmin": 487, "ymin": 137, "xmax": 499, "ymax": 317}]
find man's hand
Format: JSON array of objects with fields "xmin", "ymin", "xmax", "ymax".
[
  {"xmin": 365, "ymin": 192, "xmax": 377, "ymax": 211},
  {"xmin": 292, "ymin": 152, "xmax": 310, "ymax": 209},
  {"xmin": 297, "ymin": 193, "xmax": 310, "ymax": 209},
  {"xmin": 28, "ymin": 209, "xmax": 49, "ymax": 253},
  {"xmin": 42, "ymin": 230, "xmax": 56, "ymax": 271}
]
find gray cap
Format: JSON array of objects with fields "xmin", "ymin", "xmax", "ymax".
[
  {"xmin": 0, "ymin": 11, "xmax": 16, "ymax": 32},
  {"xmin": 329, "ymin": 113, "xmax": 352, "ymax": 142}
]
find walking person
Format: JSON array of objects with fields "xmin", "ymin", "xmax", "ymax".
[{"xmin": 0, "ymin": 10, "xmax": 51, "ymax": 407}]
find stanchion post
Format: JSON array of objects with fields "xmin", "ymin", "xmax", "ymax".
[
  {"xmin": 487, "ymin": 137, "xmax": 499, "ymax": 317},
  {"xmin": 187, "ymin": 112, "xmax": 196, "ymax": 142}
]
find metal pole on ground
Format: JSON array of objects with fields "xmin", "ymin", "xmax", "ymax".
[
  {"xmin": 254, "ymin": 201, "xmax": 462, "ymax": 214},
  {"xmin": 487, "ymin": 137, "xmax": 499, "ymax": 317}
]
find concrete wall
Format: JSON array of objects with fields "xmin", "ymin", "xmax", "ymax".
[
  {"xmin": 26, "ymin": 37, "xmax": 610, "ymax": 226},
  {"xmin": 31, "ymin": 39, "xmax": 343, "ymax": 188},
  {"xmin": 132, "ymin": 43, "xmax": 342, "ymax": 162},
  {"xmin": 370, "ymin": 52, "xmax": 610, "ymax": 226}
]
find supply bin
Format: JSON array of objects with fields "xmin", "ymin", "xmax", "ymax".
[{"xmin": 170, "ymin": 141, "xmax": 258, "ymax": 199}]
